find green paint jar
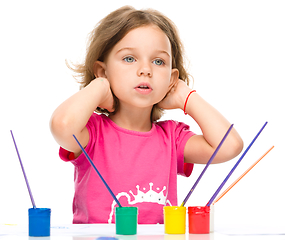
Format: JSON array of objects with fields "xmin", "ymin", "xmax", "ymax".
[{"xmin": 115, "ymin": 207, "xmax": 138, "ymax": 235}]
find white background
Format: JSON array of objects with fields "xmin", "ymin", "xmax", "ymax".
[{"xmin": 0, "ymin": 0, "xmax": 284, "ymax": 230}]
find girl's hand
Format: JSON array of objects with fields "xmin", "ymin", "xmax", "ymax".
[
  {"xmin": 95, "ymin": 77, "xmax": 115, "ymax": 112},
  {"xmin": 158, "ymin": 79, "xmax": 191, "ymax": 110}
]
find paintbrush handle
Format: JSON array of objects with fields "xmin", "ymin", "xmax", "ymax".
[
  {"xmin": 11, "ymin": 130, "xmax": 36, "ymax": 209},
  {"xmin": 73, "ymin": 135, "xmax": 122, "ymax": 208},
  {"xmin": 213, "ymin": 146, "xmax": 274, "ymax": 205},
  {"xmin": 206, "ymin": 121, "xmax": 268, "ymax": 207},
  {"xmin": 181, "ymin": 124, "xmax": 234, "ymax": 206}
]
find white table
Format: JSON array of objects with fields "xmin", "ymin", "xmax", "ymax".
[{"xmin": 0, "ymin": 224, "xmax": 284, "ymax": 240}]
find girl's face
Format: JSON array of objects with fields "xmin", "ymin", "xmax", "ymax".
[{"xmin": 103, "ymin": 25, "xmax": 178, "ymax": 111}]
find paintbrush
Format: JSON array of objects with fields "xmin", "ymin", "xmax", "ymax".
[
  {"xmin": 180, "ymin": 124, "xmax": 234, "ymax": 207},
  {"xmin": 11, "ymin": 130, "xmax": 36, "ymax": 209},
  {"xmin": 73, "ymin": 134, "xmax": 122, "ymax": 207},
  {"xmin": 206, "ymin": 121, "xmax": 268, "ymax": 206},
  {"xmin": 213, "ymin": 145, "xmax": 274, "ymax": 205}
]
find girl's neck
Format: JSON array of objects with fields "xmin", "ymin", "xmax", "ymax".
[{"xmin": 109, "ymin": 106, "xmax": 153, "ymax": 132}]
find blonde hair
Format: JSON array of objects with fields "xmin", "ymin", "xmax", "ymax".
[{"xmin": 69, "ymin": 6, "xmax": 191, "ymax": 121}]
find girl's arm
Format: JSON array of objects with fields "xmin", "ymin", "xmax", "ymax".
[
  {"xmin": 159, "ymin": 80, "xmax": 243, "ymax": 164},
  {"xmin": 50, "ymin": 78, "xmax": 114, "ymax": 157}
]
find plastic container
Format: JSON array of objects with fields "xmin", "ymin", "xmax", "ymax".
[
  {"xmin": 163, "ymin": 206, "xmax": 186, "ymax": 234},
  {"xmin": 28, "ymin": 208, "xmax": 51, "ymax": 237},
  {"xmin": 115, "ymin": 207, "xmax": 138, "ymax": 235},
  {"xmin": 188, "ymin": 206, "xmax": 210, "ymax": 234}
]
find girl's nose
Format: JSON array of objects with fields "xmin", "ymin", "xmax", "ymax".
[{"xmin": 137, "ymin": 61, "xmax": 152, "ymax": 77}]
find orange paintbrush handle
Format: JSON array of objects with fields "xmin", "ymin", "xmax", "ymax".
[{"xmin": 213, "ymin": 146, "xmax": 274, "ymax": 205}]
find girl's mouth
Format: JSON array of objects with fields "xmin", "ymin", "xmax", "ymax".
[
  {"xmin": 135, "ymin": 83, "xmax": 153, "ymax": 94},
  {"xmin": 138, "ymin": 85, "xmax": 150, "ymax": 89}
]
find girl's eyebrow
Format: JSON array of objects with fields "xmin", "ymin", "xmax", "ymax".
[
  {"xmin": 155, "ymin": 50, "xmax": 171, "ymax": 57},
  {"xmin": 115, "ymin": 47, "xmax": 134, "ymax": 55},
  {"xmin": 116, "ymin": 47, "xmax": 171, "ymax": 57}
]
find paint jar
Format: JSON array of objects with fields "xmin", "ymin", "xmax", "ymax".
[
  {"xmin": 163, "ymin": 206, "xmax": 186, "ymax": 234},
  {"xmin": 115, "ymin": 207, "xmax": 138, "ymax": 235},
  {"xmin": 188, "ymin": 206, "xmax": 210, "ymax": 234},
  {"xmin": 28, "ymin": 208, "xmax": 51, "ymax": 237}
]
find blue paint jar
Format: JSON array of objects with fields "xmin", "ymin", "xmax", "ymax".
[{"xmin": 28, "ymin": 208, "xmax": 51, "ymax": 237}]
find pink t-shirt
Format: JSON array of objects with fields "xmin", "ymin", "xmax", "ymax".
[{"xmin": 59, "ymin": 113, "xmax": 195, "ymax": 224}]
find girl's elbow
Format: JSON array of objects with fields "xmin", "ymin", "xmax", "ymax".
[
  {"xmin": 227, "ymin": 135, "xmax": 244, "ymax": 160},
  {"xmin": 232, "ymin": 137, "xmax": 244, "ymax": 158},
  {"xmin": 216, "ymin": 136, "xmax": 243, "ymax": 164},
  {"xmin": 49, "ymin": 114, "xmax": 71, "ymax": 139}
]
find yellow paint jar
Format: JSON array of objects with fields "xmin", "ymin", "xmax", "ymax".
[{"xmin": 163, "ymin": 206, "xmax": 186, "ymax": 234}]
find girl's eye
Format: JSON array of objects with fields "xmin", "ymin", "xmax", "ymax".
[
  {"xmin": 153, "ymin": 59, "xmax": 164, "ymax": 66},
  {"xmin": 123, "ymin": 56, "xmax": 135, "ymax": 63}
]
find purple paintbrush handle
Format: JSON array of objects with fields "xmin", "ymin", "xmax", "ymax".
[
  {"xmin": 181, "ymin": 124, "xmax": 234, "ymax": 206},
  {"xmin": 11, "ymin": 130, "xmax": 36, "ymax": 209}
]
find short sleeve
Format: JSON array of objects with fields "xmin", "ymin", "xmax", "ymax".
[
  {"xmin": 59, "ymin": 147, "xmax": 74, "ymax": 162},
  {"xmin": 174, "ymin": 121, "xmax": 195, "ymax": 177},
  {"xmin": 58, "ymin": 114, "xmax": 98, "ymax": 167}
]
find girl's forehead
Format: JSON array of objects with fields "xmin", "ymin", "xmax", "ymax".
[{"xmin": 113, "ymin": 25, "xmax": 172, "ymax": 54}]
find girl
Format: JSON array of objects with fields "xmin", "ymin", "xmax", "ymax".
[{"xmin": 50, "ymin": 6, "xmax": 243, "ymax": 224}]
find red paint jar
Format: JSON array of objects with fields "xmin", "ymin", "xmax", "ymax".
[{"xmin": 188, "ymin": 206, "xmax": 210, "ymax": 234}]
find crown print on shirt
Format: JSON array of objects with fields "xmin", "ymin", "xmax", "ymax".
[{"xmin": 108, "ymin": 182, "xmax": 172, "ymax": 223}]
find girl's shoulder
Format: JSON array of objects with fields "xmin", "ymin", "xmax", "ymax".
[
  {"xmin": 88, "ymin": 113, "xmax": 110, "ymax": 126},
  {"xmin": 155, "ymin": 119, "xmax": 195, "ymax": 138},
  {"xmin": 155, "ymin": 119, "xmax": 190, "ymax": 131}
]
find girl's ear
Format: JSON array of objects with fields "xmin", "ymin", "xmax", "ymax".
[
  {"xmin": 93, "ymin": 61, "xmax": 107, "ymax": 78},
  {"xmin": 169, "ymin": 68, "xmax": 179, "ymax": 90}
]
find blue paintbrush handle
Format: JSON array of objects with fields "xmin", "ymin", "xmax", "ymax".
[{"xmin": 73, "ymin": 135, "xmax": 122, "ymax": 207}]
